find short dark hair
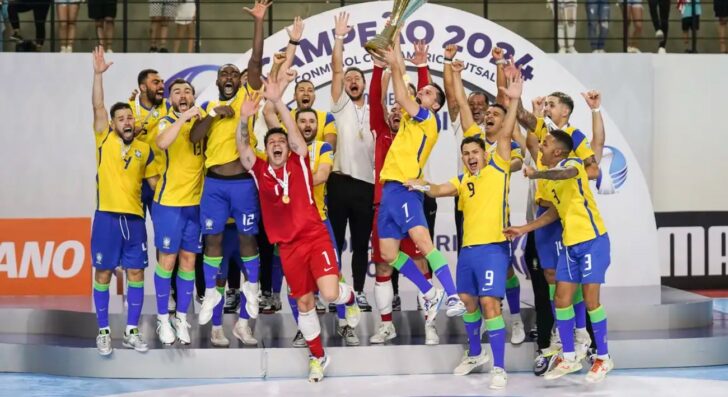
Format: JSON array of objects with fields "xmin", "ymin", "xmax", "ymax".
[
  {"xmin": 241, "ymin": 68, "xmax": 248, "ymax": 75},
  {"xmin": 295, "ymin": 108, "xmax": 317, "ymax": 120},
  {"xmin": 407, "ymin": 83, "xmax": 417, "ymax": 95},
  {"xmin": 468, "ymin": 91, "xmax": 488, "ymax": 104},
  {"xmin": 490, "ymin": 103, "xmax": 508, "ymax": 115},
  {"xmin": 549, "ymin": 91, "xmax": 574, "ymax": 115},
  {"xmin": 460, "ymin": 136, "xmax": 486, "ymax": 152},
  {"xmin": 137, "ymin": 69, "xmax": 158, "ymax": 86},
  {"xmin": 550, "ymin": 129, "xmax": 574, "ymax": 153},
  {"xmin": 344, "ymin": 67, "xmax": 366, "ymax": 84},
  {"xmin": 295, "ymin": 79, "xmax": 314, "ymax": 91},
  {"xmin": 169, "ymin": 78, "xmax": 195, "ymax": 95},
  {"xmin": 430, "ymin": 83, "xmax": 446, "ymax": 113},
  {"xmin": 110, "ymin": 102, "xmax": 132, "ymax": 118},
  {"xmin": 264, "ymin": 127, "xmax": 288, "ymax": 145}
]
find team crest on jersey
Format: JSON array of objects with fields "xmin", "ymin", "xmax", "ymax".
[
  {"xmin": 159, "ymin": 120, "xmax": 168, "ymax": 130},
  {"xmin": 95, "ymin": 253, "xmax": 103, "ymax": 264},
  {"xmin": 205, "ymin": 219, "xmax": 214, "ymax": 230},
  {"xmin": 134, "ymin": 149, "xmax": 142, "ymax": 158},
  {"xmin": 153, "ymin": 110, "xmax": 160, "ymax": 118},
  {"xmin": 162, "ymin": 237, "xmax": 171, "ymax": 249}
]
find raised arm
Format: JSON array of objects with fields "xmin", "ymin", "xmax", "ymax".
[
  {"xmin": 582, "ymin": 90, "xmax": 605, "ymax": 163},
  {"xmin": 451, "ymin": 60, "xmax": 475, "ymax": 131},
  {"xmin": 283, "ymin": 16, "xmax": 304, "ymax": 70},
  {"xmin": 265, "ymin": 68, "xmax": 308, "ymax": 156},
  {"xmin": 331, "ymin": 12, "xmax": 352, "ymax": 104},
  {"xmin": 236, "ymin": 92, "xmax": 262, "ymax": 170},
  {"xmin": 92, "ymin": 46, "xmax": 112, "ymax": 133},
  {"xmin": 243, "ymin": 0, "xmax": 271, "ymax": 91},
  {"xmin": 492, "ymin": 47, "xmax": 508, "ymax": 105},
  {"xmin": 406, "ymin": 40, "xmax": 432, "ymax": 89},
  {"xmin": 496, "ymin": 69, "xmax": 524, "ymax": 162},
  {"xmin": 442, "ymin": 44, "xmax": 460, "ymax": 123},
  {"xmin": 369, "ymin": 60, "xmax": 389, "ymax": 135},
  {"xmin": 157, "ymin": 108, "xmax": 201, "ymax": 150},
  {"xmin": 404, "ymin": 178, "xmax": 458, "ymax": 198},
  {"xmin": 382, "ymin": 46, "xmax": 420, "ymax": 117}
]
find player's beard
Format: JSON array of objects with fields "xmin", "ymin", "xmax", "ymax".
[{"xmin": 148, "ymin": 89, "xmax": 163, "ymax": 107}]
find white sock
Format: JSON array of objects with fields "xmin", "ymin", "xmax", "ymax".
[
  {"xmin": 236, "ymin": 318, "xmax": 249, "ymax": 328},
  {"xmin": 212, "ymin": 325, "xmax": 223, "ymax": 331},
  {"xmin": 575, "ymin": 327, "xmax": 588, "ymax": 337},
  {"xmin": 298, "ymin": 309, "xmax": 321, "ymax": 341},
  {"xmin": 423, "ymin": 287, "xmax": 436, "ymax": 301},
  {"xmin": 338, "ymin": 318, "xmax": 347, "ymax": 327},
  {"xmin": 511, "ymin": 312, "xmax": 522, "ymax": 323},
  {"xmin": 333, "ymin": 282, "xmax": 354, "ymax": 305},
  {"xmin": 176, "ymin": 312, "xmax": 187, "ymax": 321},
  {"xmin": 205, "ymin": 287, "xmax": 217, "ymax": 298},
  {"xmin": 597, "ymin": 354, "xmax": 610, "ymax": 360},
  {"xmin": 125, "ymin": 325, "xmax": 137, "ymax": 334},
  {"xmin": 374, "ymin": 278, "xmax": 393, "ymax": 316},
  {"xmin": 157, "ymin": 313, "xmax": 170, "ymax": 323},
  {"xmin": 564, "ymin": 351, "xmax": 576, "ymax": 361}
]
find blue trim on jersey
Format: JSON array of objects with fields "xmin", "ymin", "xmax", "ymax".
[
  {"xmin": 571, "ymin": 129, "xmax": 587, "ymax": 148},
  {"xmin": 510, "ymin": 141, "xmax": 521, "ymax": 149},
  {"xmin": 413, "ymin": 107, "xmax": 430, "ymax": 122},
  {"xmin": 325, "ymin": 112, "xmax": 335, "ymax": 125},
  {"xmin": 320, "ymin": 141, "xmax": 333, "ymax": 154},
  {"xmin": 415, "ymin": 135, "xmax": 427, "ymax": 178},
  {"xmin": 146, "ymin": 150, "xmax": 155, "ymax": 165},
  {"xmin": 576, "ymin": 178, "xmax": 600, "ymax": 237},
  {"xmin": 488, "ymin": 158, "xmax": 505, "ymax": 173},
  {"xmin": 458, "ymin": 174, "xmax": 465, "ymax": 183},
  {"xmin": 435, "ymin": 112, "xmax": 442, "ymax": 132},
  {"xmin": 501, "ymin": 172, "xmax": 509, "ymax": 229},
  {"xmin": 95, "ymin": 132, "xmax": 112, "ymax": 211},
  {"xmin": 161, "ymin": 115, "xmax": 175, "ymax": 124},
  {"xmin": 200, "ymin": 100, "xmax": 210, "ymax": 111},
  {"xmin": 157, "ymin": 149, "xmax": 170, "ymax": 202}
]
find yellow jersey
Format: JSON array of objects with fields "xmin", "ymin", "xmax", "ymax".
[
  {"xmin": 131, "ymin": 100, "xmax": 170, "ymax": 171},
  {"xmin": 200, "ymin": 84, "xmax": 259, "ymax": 168},
  {"xmin": 381, "ymin": 107, "xmax": 440, "ymax": 183},
  {"xmin": 154, "ymin": 112, "xmax": 206, "ymax": 206},
  {"xmin": 545, "ymin": 158, "xmax": 607, "ymax": 246},
  {"xmin": 533, "ymin": 118, "xmax": 594, "ymax": 204},
  {"xmin": 290, "ymin": 108, "xmax": 337, "ymax": 142},
  {"xmin": 449, "ymin": 151, "xmax": 511, "ymax": 247},
  {"xmin": 307, "ymin": 140, "xmax": 335, "ymax": 220},
  {"xmin": 95, "ymin": 128, "xmax": 157, "ymax": 217}
]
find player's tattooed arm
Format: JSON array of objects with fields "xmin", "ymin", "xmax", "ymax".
[
  {"xmin": 516, "ymin": 98, "xmax": 538, "ymax": 132},
  {"xmin": 524, "ymin": 165, "xmax": 578, "ymax": 180},
  {"xmin": 91, "ymin": 46, "xmax": 112, "ymax": 133},
  {"xmin": 404, "ymin": 179, "xmax": 458, "ymax": 198},
  {"xmin": 236, "ymin": 92, "xmax": 262, "ymax": 170},
  {"xmin": 331, "ymin": 12, "xmax": 351, "ymax": 103},
  {"xmin": 503, "ymin": 206, "xmax": 559, "ymax": 239},
  {"xmin": 243, "ymin": 0, "xmax": 271, "ymax": 91}
]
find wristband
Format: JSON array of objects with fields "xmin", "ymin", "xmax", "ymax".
[
  {"xmin": 495, "ymin": 59, "xmax": 507, "ymax": 65},
  {"xmin": 288, "ymin": 39, "xmax": 300, "ymax": 46},
  {"xmin": 443, "ymin": 60, "xmax": 452, "ymax": 65},
  {"xmin": 592, "ymin": 107, "xmax": 601, "ymax": 113},
  {"xmin": 208, "ymin": 109, "xmax": 218, "ymax": 118},
  {"xmin": 334, "ymin": 34, "xmax": 347, "ymax": 40},
  {"xmin": 416, "ymin": 63, "xmax": 428, "ymax": 68},
  {"xmin": 444, "ymin": 57, "xmax": 453, "ymax": 62}
]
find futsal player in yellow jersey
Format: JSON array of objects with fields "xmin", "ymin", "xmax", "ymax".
[
  {"xmin": 146, "ymin": 79, "xmax": 205, "ymax": 346},
  {"xmin": 375, "ymin": 43, "xmax": 465, "ymax": 321},
  {"xmin": 187, "ymin": 1, "xmax": 271, "ymax": 339},
  {"xmin": 290, "ymin": 80, "xmax": 337, "ymax": 148},
  {"xmin": 406, "ymin": 72, "xmax": 523, "ymax": 390},
  {"xmin": 505, "ymin": 130, "xmax": 613, "ymax": 383},
  {"xmin": 89, "ymin": 47, "xmax": 159, "ymax": 356}
]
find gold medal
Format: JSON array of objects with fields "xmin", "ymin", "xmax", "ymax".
[{"xmin": 282, "ymin": 195, "xmax": 290, "ymax": 204}]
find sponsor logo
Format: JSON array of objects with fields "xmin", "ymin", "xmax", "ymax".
[{"xmin": 596, "ymin": 145, "xmax": 627, "ymax": 194}]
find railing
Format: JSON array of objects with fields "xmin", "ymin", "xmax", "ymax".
[{"xmin": 0, "ymin": 0, "xmax": 723, "ymax": 54}]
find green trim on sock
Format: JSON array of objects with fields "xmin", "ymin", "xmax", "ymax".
[
  {"xmin": 573, "ymin": 285, "xmax": 584, "ymax": 304},
  {"xmin": 548, "ymin": 284, "xmax": 556, "ymax": 300},
  {"xmin": 178, "ymin": 270, "xmax": 196, "ymax": 281},
  {"xmin": 216, "ymin": 286, "xmax": 225, "ymax": 294},
  {"xmin": 93, "ymin": 282, "xmax": 110, "ymax": 292},
  {"xmin": 463, "ymin": 310, "xmax": 482, "ymax": 323},
  {"xmin": 485, "ymin": 315, "xmax": 506, "ymax": 330},
  {"xmin": 425, "ymin": 249, "xmax": 448, "ymax": 271},
  {"xmin": 203, "ymin": 255, "xmax": 223, "ymax": 268},
  {"xmin": 127, "ymin": 280, "xmax": 144, "ymax": 288},
  {"xmin": 155, "ymin": 264, "xmax": 173, "ymax": 279},
  {"xmin": 555, "ymin": 305, "xmax": 575, "ymax": 320},
  {"xmin": 588, "ymin": 305, "xmax": 607, "ymax": 323},
  {"xmin": 390, "ymin": 251, "xmax": 410, "ymax": 270},
  {"xmin": 241, "ymin": 254, "xmax": 259, "ymax": 262},
  {"xmin": 506, "ymin": 275, "xmax": 520, "ymax": 289}
]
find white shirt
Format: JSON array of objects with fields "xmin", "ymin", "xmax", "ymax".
[
  {"xmin": 330, "ymin": 94, "xmax": 375, "ymax": 184},
  {"xmin": 451, "ymin": 117, "xmax": 486, "ymax": 175}
]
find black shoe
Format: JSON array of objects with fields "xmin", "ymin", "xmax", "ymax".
[
  {"xmin": 223, "ymin": 289, "xmax": 240, "ymax": 314},
  {"xmin": 328, "ymin": 303, "xmax": 337, "ymax": 313},
  {"xmin": 159, "ymin": 47, "xmax": 169, "ymax": 53},
  {"xmin": 355, "ymin": 291, "xmax": 372, "ymax": 312},
  {"xmin": 392, "ymin": 294, "xmax": 401, "ymax": 311},
  {"xmin": 149, "ymin": 46, "xmax": 158, "ymax": 53}
]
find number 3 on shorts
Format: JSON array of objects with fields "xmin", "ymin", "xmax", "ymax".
[{"xmin": 584, "ymin": 254, "xmax": 592, "ymax": 272}]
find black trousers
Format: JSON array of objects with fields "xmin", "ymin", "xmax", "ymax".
[
  {"xmin": 454, "ymin": 197, "xmax": 464, "ymax": 254},
  {"xmin": 8, "ymin": 0, "xmax": 51, "ymax": 45},
  {"xmin": 648, "ymin": 0, "xmax": 671, "ymax": 47},
  {"xmin": 256, "ymin": 218, "xmax": 275, "ymax": 293},
  {"xmin": 392, "ymin": 195, "xmax": 437, "ymax": 294},
  {"xmin": 525, "ymin": 231, "xmax": 553, "ymax": 350},
  {"xmin": 326, "ymin": 173, "xmax": 374, "ymax": 292}
]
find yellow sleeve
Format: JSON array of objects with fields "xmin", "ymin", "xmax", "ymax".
[
  {"xmin": 463, "ymin": 124, "xmax": 482, "ymax": 138},
  {"xmin": 144, "ymin": 149, "xmax": 160, "ymax": 178},
  {"xmin": 94, "ymin": 127, "xmax": 110, "ymax": 147},
  {"xmin": 319, "ymin": 142, "xmax": 334, "ymax": 166},
  {"xmin": 533, "ymin": 117, "xmax": 546, "ymax": 141},
  {"xmin": 323, "ymin": 112, "xmax": 337, "ymax": 136},
  {"xmin": 448, "ymin": 175, "xmax": 463, "ymax": 194},
  {"xmin": 492, "ymin": 151, "xmax": 511, "ymax": 172}
]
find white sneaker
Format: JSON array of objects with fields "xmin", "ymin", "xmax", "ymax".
[
  {"xmin": 292, "ymin": 330, "xmax": 307, "ymax": 348},
  {"xmin": 510, "ymin": 319, "xmax": 526, "ymax": 345},
  {"xmin": 232, "ymin": 319, "xmax": 258, "ymax": 345},
  {"xmin": 445, "ymin": 295, "xmax": 466, "ymax": 317},
  {"xmin": 425, "ymin": 323, "xmax": 440, "ymax": 345},
  {"xmin": 544, "ymin": 356, "xmax": 583, "ymax": 380},
  {"xmin": 122, "ymin": 329, "xmax": 149, "ymax": 352},
  {"xmin": 308, "ymin": 355, "xmax": 330, "ymax": 383},
  {"xmin": 156, "ymin": 318, "xmax": 176, "ymax": 345},
  {"xmin": 369, "ymin": 322, "xmax": 397, "ymax": 344},
  {"xmin": 336, "ymin": 324, "xmax": 360, "ymax": 346},
  {"xmin": 658, "ymin": 47, "xmax": 667, "ymax": 54},
  {"xmin": 575, "ymin": 329, "xmax": 592, "ymax": 361},
  {"xmin": 210, "ymin": 327, "xmax": 230, "ymax": 347},
  {"xmin": 453, "ymin": 351, "xmax": 489, "ymax": 375},
  {"xmin": 549, "ymin": 328, "xmax": 562, "ymax": 352},
  {"xmin": 173, "ymin": 316, "xmax": 192, "ymax": 345},
  {"xmin": 423, "ymin": 288, "xmax": 445, "ymax": 324},
  {"xmin": 585, "ymin": 356, "xmax": 614, "ymax": 383},
  {"xmin": 655, "ymin": 29, "xmax": 664, "ymax": 39},
  {"xmin": 241, "ymin": 281, "xmax": 259, "ymax": 319},
  {"xmin": 490, "ymin": 367, "xmax": 508, "ymax": 389},
  {"xmin": 199, "ymin": 288, "xmax": 222, "ymax": 325},
  {"xmin": 567, "ymin": 46, "xmax": 578, "ymax": 53},
  {"xmin": 105, "ymin": 49, "xmax": 113, "ymax": 54},
  {"xmin": 96, "ymin": 330, "xmax": 112, "ymax": 356},
  {"xmin": 627, "ymin": 46, "xmax": 641, "ymax": 53},
  {"xmin": 558, "ymin": 47, "xmax": 567, "ymax": 54}
]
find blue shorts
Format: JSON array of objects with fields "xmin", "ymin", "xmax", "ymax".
[
  {"xmin": 377, "ymin": 182, "xmax": 428, "ymax": 240},
  {"xmin": 200, "ymin": 176, "xmax": 260, "ymax": 236},
  {"xmin": 91, "ymin": 211, "xmax": 148, "ymax": 270},
  {"xmin": 534, "ymin": 205, "xmax": 564, "ymax": 270},
  {"xmin": 456, "ymin": 242, "xmax": 511, "ymax": 298},
  {"xmin": 557, "ymin": 233, "xmax": 611, "ymax": 284},
  {"xmin": 323, "ymin": 218, "xmax": 341, "ymax": 269},
  {"xmin": 152, "ymin": 203, "xmax": 202, "ymax": 254},
  {"xmin": 141, "ymin": 180, "xmax": 154, "ymax": 217},
  {"xmin": 218, "ymin": 223, "xmax": 242, "ymax": 280}
]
